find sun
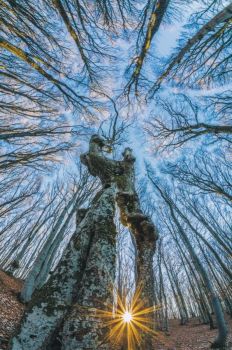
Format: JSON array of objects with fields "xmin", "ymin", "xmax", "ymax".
[
  {"xmin": 122, "ymin": 311, "xmax": 133, "ymax": 323},
  {"xmin": 88, "ymin": 284, "xmax": 160, "ymax": 350}
]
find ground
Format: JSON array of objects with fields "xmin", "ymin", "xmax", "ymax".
[
  {"xmin": 0, "ymin": 270, "xmax": 24, "ymax": 349},
  {"xmin": 0, "ymin": 270, "xmax": 231, "ymax": 349},
  {"xmin": 153, "ymin": 318, "xmax": 232, "ymax": 350}
]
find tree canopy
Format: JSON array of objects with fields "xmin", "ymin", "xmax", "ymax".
[{"xmin": 0, "ymin": 0, "xmax": 231, "ymax": 348}]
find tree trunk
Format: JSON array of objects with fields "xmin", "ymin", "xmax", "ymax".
[
  {"xmin": 150, "ymin": 177, "xmax": 228, "ymax": 348},
  {"xmin": 20, "ymin": 192, "xmax": 80, "ymax": 302},
  {"xmin": 82, "ymin": 136, "xmax": 158, "ymax": 347},
  {"xmin": 167, "ymin": 198, "xmax": 227, "ymax": 348},
  {"xmin": 10, "ymin": 187, "xmax": 113, "ymax": 349},
  {"xmin": 11, "ymin": 135, "xmax": 158, "ymax": 349},
  {"xmin": 60, "ymin": 185, "xmax": 117, "ymax": 349}
]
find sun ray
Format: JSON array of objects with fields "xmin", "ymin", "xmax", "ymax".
[
  {"xmin": 74, "ymin": 279, "xmax": 160, "ymax": 349},
  {"xmin": 84, "ymin": 283, "xmax": 160, "ymax": 349}
]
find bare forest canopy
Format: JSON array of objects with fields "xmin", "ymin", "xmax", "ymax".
[{"xmin": 0, "ymin": 0, "xmax": 231, "ymax": 349}]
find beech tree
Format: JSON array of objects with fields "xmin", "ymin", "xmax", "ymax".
[
  {"xmin": 147, "ymin": 173, "xmax": 228, "ymax": 348},
  {"xmin": 151, "ymin": 2, "xmax": 232, "ymax": 91},
  {"xmin": 0, "ymin": 1, "xmax": 231, "ymax": 349},
  {"xmin": 10, "ymin": 135, "xmax": 158, "ymax": 349},
  {"xmin": 146, "ymin": 94, "xmax": 232, "ymax": 149}
]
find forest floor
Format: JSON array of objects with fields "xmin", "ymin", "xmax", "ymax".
[
  {"xmin": 0, "ymin": 270, "xmax": 231, "ymax": 349},
  {"xmin": 153, "ymin": 317, "xmax": 232, "ymax": 350},
  {"xmin": 0, "ymin": 270, "xmax": 24, "ymax": 349}
]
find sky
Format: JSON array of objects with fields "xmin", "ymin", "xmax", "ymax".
[
  {"xmin": 60, "ymin": 10, "xmax": 190, "ymax": 180},
  {"xmin": 1, "ymin": 1, "xmax": 231, "ymax": 303}
]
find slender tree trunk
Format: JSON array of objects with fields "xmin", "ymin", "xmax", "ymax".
[
  {"xmin": 171, "ymin": 227, "xmax": 215, "ymax": 327},
  {"xmin": 156, "ymin": 3, "xmax": 232, "ymax": 85},
  {"xmin": 169, "ymin": 201, "xmax": 227, "ymax": 347},
  {"xmin": 20, "ymin": 192, "xmax": 80, "ymax": 302},
  {"xmin": 163, "ymin": 258, "xmax": 187, "ymax": 325},
  {"xmin": 136, "ymin": 235, "xmax": 156, "ymax": 348},
  {"xmin": 35, "ymin": 198, "xmax": 84, "ymax": 289},
  {"xmin": 150, "ymin": 178, "xmax": 228, "ymax": 349},
  {"xmin": 157, "ymin": 244, "xmax": 169, "ymax": 332}
]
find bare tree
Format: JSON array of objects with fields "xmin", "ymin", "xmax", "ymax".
[
  {"xmin": 125, "ymin": 0, "xmax": 170, "ymax": 95},
  {"xmin": 164, "ymin": 152, "xmax": 232, "ymax": 202},
  {"xmin": 20, "ymin": 169, "xmax": 97, "ymax": 302},
  {"xmin": 10, "ymin": 135, "xmax": 158, "ymax": 349},
  {"xmin": 146, "ymin": 94, "xmax": 232, "ymax": 150},
  {"xmin": 151, "ymin": 2, "xmax": 232, "ymax": 92},
  {"xmin": 147, "ymin": 171, "xmax": 228, "ymax": 349}
]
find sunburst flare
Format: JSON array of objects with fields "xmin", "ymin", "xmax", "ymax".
[
  {"xmin": 123, "ymin": 311, "xmax": 133, "ymax": 323},
  {"xmin": 88, "ymin": 284, "xmax": 160, "ymax": 350}
]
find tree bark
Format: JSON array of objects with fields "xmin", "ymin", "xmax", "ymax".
[
  {"xmin": 155, "ymin": 3, "xmax": 232, "ymax": 87},
  {"xmin": 11, "ymin": 134, "xmax": 158, "ymax": 349},
  {"xmin": 81, "ymin": 135, "xmax": 159, "ymax": 348},
  {"xmin": 10, "ymin": 187, "xmax": 113, "ymax": 349},
  {"xmin": 156, "ymin": 184, "xmax": 228, "ymax": 348},
  {"xmin": 60, "ymin": 185, "xmax": 117, "ymax": 349}
]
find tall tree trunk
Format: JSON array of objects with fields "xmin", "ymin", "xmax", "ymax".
[
  {"xmin": 112, "ymin": 149, "xmax": 157, "ymax": 348},
  {"xmin": 60, "ymin": 185, "xmax": 117, "ymax": 349},
  {"xmin": 11, "ymin": 135, "xmax": 158, "ymax": 349},
  {"xmin": 10, "ymin": 187, "xmax": 113, "ymax": 350},
  {"xmin": 171, "ymin": 208, "xmax": 227, "ymax": 348},
  {"xmin": 82, "ymin": 136, "xmax": 158, "ymax": 347},
  {"xmin": 155, "ymin": 3, "xmax": 232, "ymax": 86},
  {"xmin": 153, "ymin": 182, "xmax": 228, "ymax": 349},
  {"xmin": 136, "ymin": 234, "xmax": 156, "ymax": 348},
  {"xmin": 20, "ymin": 191, "xmax": 80, "ymax": 302}
]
